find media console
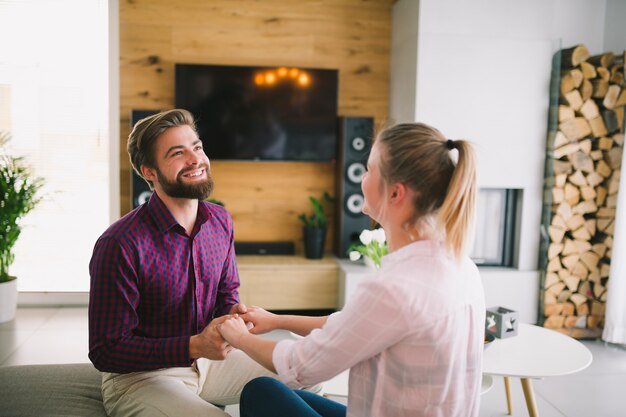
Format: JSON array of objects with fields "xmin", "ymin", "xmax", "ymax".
[{"xmin": 236, "ymin": 255, "xmax": 338, "ymax": 310}]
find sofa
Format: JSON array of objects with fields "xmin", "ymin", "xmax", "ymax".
[{"xmin": 0, "ymin": 363, "xmax": 106, "ymax": 417}]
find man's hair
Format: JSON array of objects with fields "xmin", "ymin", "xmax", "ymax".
[{"xmin": 127, "ymin": 109, "xmax": 198, "ymax": 188}]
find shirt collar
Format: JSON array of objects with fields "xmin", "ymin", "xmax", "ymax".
[
  {"xmin": 146, "ymin": 192, "xmax": 212, "ymax": 234},
  {"xmin": 147, "ymin": 192, "xmax": 179, "ymax": 233},
  {"xmin": 381, "ymin": 239, "xmax": 448, "ymax": 268}
]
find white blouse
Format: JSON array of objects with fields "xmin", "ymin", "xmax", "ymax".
[{"xmin": 273, "ymin": 240, "xmax": 486, "ymax": 417}]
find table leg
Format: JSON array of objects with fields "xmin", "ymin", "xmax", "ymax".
[
  {"xmin": 520, "ymin": 378, "xmax": 538, "ymax": 417},
  {"xmin": 503, "ymin": 376, "xmax": 513, "ymax": 415}
]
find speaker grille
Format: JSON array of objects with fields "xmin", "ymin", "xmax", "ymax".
[{"xmin": 334, "ymin": 116, "xmax": 374, "ymax": 257}]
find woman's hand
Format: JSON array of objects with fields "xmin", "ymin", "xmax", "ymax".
[
  {"xmin": 240, "ymin": 306, "xmax": 278, "ymax": 335},
  {"xmin": 217, "ymin": 315, "xmax": 249, "ymax": 348}
]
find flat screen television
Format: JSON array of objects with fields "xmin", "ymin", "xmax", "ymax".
[{"xmin": 175, "ymin": 63, "xmax": 339, "ymax": 162}]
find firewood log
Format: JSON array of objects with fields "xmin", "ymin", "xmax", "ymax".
[
  {"xmin": 554, "ymin": 143, "xmax": 579, "ymax": 159},
  {"xmin": 588, "ymin": 52, "xmax": 615, "ymax": 68},
  {"xmin": 607, "ymin": 148, "xmax": 622, "ymax": 169},
  {"xmin": 570, "ymin": 292, "xmax": 587, "ymax": 307},
  {"xmin": 596, "ymin": 186, "xmax": 606, "ymax": 206},
  {"xmin": 562, "ymin": 45, "xmax": 590, "ymax": 68},
  {"xmin": 569, "ymin": 151, "xmax": 594, "ymax": 172},
  {"xmin": 599, "ymin": 136, "xmax": 614, "ymax": 150},
  {"xmin": 544, "ymin": 302, "xmax": 564, "ymax": 315},
  {"xmin": 580, "ymin": 61, "xmax": 597, "ymax": 79},
  {"xmin": 588, "ymin": 269, "xmax": 601, "ymax": 283},
  {"xmin": 608, "ymin": 172, "xmax": 620, "ymax": 194},
  {"xmin": 592, "ymin": 79, "xmax": 609, "ymax": 97},
  {"xmin": 590, "ymin": 150, "xmax": 604, "ymax": 161},
  {"xmin": 564, "ymin": 275, "xmax": 581, "ymax": 292},
  {"xmin": 606, "ymin": 194, "xmax": 618, "ymax": 209},
  {"xmin": 592, "ymin": 243, "xmax": 607, "ymax": 258},
  {"xmin": 616, "ymin": 88, "xmax": 626, "ymax": 107},
  {"xmin": 571, "ymin": 261, "xmax": 589, "ymax": 280},
  {"xmin": 581, "ymin": 252, "xmax": 600, "ymax": 272},
  {"xmin": 559, "ymin": 105, "xmax": 575, "ymax": 122},
  {"xmin": 595, "ymin": 159, "xmax": 612, "ymax": 177},
  {"xmin": 569, "ymin": 170, "xmax": 587, "ymax": 186},
  {"xmin": 576, "ymin": 301, "xmax": 590, "ymax": 316},
  {"xmin": 559, "ymin": 118, "xmax": 591, "ymax": 141},
  {"xmin": 564, "ymin": 89, "xmax": 584, "ymax": 110},
  {"xmin": 580, "ymin": 99, "xmax": 600, "ymax": 120},
  {"xmin": 549, "ymin": 226, "xmax": 566, "ymax": 244},
  {"xmin": 564, "ymin": 184, "xmax": 581, "ymax": 206},
  {"xmin": 614, "ymin": 108, "xmax": 624, "ymax": 131},
  {"xmin": 572, "ymin": 226, "xmax": 592, "ymax": 240},
  {"xmin": 585, "ymin": 219, "xmax": 596, "ymax": 236},
  {"xmin": 548, "ymin": 243, "xmax": 564, "ymax": 260},
  {"xmin": 556, "ymin": 173, "xmax": 568, "ymax": 187},
  {"xmin": 553, "ymin": 187, "xmax": 564, "ymax": 204},
  {"xmin": 580, "ymin": 79, "xmax": 593, "ymax": 101},
  {"xmin": 597, "ymin": 207, "xmax": 616, "ymax": 218},
  {"xmin": 597, "ymin": 218, "xmax": 613, "ymax": 232},
  {"xmin": 554, "ymin": 159, "xmax": 573, "ymax": 175},
  {"xmin": 603, "ymin": 85, "xmax": 621, "ymax": 109},
  {"xmin": 562, "ymin": 239, "xmax": 578, "ymax": 256},
  {"xmin": 574, "ymin": 240, "xmax": 592, "ymax": 254},
  {"xmin": 591, "ymin": 301, "xmax": 605, "ymax": 316},
  {"xmin": 579, "ymin": 139, "xmax": 592, "ymax": 154},
  {"xmin": 586, "ymin": 171, "xmax": 604, "ymax": 187},
  {"xmin": 597, "ymin": 67, "xmax": 610, "ymax": 82},
  {"xmin": 580, "ymin": 185, "xmax": 596, "ymax": 201},
  {"xmin": 544, "ymin": 315, "xmax": 565, "ymax": 329},
  {"xmin": 558, "ymin": 289, "xmax": 573, "ymax": 303},
  {"xmin": 572, "ymin": 200, "xmax": 597, "ymax": 215},
  {"xmin": 589, "ymin": 116, "xmax": 608, "ymax": 137}
]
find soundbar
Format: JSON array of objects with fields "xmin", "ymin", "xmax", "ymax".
[{"xmin": 235, "ymin": 241, "xmax": 295, "ymax": 256}]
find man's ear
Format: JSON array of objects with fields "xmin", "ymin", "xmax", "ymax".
[{"xmin": 140, "ymin": 165, "xmax": 156, "ymax": 183}]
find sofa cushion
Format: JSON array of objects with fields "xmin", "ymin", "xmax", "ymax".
[{"xmin": 0, "ymin": 363, "xmax": 106, "ymax": 417}]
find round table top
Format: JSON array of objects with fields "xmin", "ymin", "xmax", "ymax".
[{"xmin": 482, "ymin": 323, "xmax": 592, "ymax": 378}]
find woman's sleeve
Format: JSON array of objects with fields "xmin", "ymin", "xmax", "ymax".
[{"xmin": 272, "ymin": 276, "xmax": 410, "ymax": 388}]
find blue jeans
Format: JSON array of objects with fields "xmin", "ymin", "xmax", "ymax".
[{"xmin": 240, "ymin": 376, "xmax": 347, "ymax": 417}]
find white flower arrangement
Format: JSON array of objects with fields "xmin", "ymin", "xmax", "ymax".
[{"xmin": 348, "ymin": 228, "xmax": 388, "ymax": 268}]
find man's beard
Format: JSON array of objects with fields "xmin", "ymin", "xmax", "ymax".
[{"xmin": 156, "ymin": 164, "xmax": 214, "ymax": 200}]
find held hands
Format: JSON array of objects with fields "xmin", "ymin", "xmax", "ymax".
[
  {"xmin": 190, "ymin": 315, "xmax": 236, "ymax": 360},
  {"xmin": 217, "ymin": 315, "xmax": 250, "ymax": 349},
  {"xmin": 239, "ymin": 306, "xmax": 277, "ymax": 335}
]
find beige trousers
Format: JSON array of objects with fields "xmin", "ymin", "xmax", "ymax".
[{"xmin": 101, "ymin": 350, "xmax": 277, "ymax": 417}]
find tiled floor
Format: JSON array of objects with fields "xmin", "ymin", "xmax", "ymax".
[{"xmin": 2, "ymin": 307, "xmax": 626, "ymax": 416}]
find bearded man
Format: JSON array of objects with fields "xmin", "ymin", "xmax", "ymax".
[{"xmin": 88, "ymin": 109, "xmax": 277, "ymax": 417}]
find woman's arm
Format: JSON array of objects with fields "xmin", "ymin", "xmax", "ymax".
[
  {"xmin": 218, "ymin": 316, "xmax": 278, "ymax": 372},
  {"xmin": 241, "ymin": 306, "xmax": 327, "ymax": 336}
]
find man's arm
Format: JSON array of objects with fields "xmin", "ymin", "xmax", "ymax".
[{"xmin": 89, "ymin": 237, "xmax": 192, "ymax": 373}]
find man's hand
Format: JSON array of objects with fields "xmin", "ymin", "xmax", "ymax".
[
  {"xmin": 189, "ymin": 315, "xmax": 235, "ymax": 360},
  {"xmin": 240, "ymin": 306, "xmax": 278, "ymax": 335}
]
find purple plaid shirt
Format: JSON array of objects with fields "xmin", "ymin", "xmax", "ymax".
[{"xmin": 88, "ymin": 193, "xmax": 240, "ymax": 373}]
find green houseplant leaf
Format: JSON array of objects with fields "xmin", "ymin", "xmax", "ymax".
[
  {"xmin": 0, "ymin": 132, "xmax": 45, "ymax": 282},
  {"xmin": 298, "ymin": 192, "xmax": 333, "ymax": 229}
]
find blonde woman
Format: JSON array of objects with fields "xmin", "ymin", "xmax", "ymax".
[{"xmin": 218, "ymin": 123, "xmax": 485, "ymax": 417}]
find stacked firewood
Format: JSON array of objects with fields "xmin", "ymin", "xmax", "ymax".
[{"xmin": 543, "ymin": 45, "xmax": 625, "ymax": 337}]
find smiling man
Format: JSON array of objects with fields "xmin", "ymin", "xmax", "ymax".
[{"xmin": 88, "ymin": 109, "xmax": 276, "ymax": 417}]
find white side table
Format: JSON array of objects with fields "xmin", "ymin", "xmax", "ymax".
[{"xmin": 483, "ymin": 323, "xmax": 592, "ymax": 417}]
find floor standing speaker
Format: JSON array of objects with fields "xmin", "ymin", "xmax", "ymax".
[
  {"xmin": 130, "ymin": 110, "xmax": 159, "ymax": 209},
  {"xmin": 334, "ymin": 116, "xmax": 375, "ymax": 257}
]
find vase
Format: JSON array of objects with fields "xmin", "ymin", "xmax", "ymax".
[
  {"xmin": 0, "ymin": 277, "xmax": 18, "ymax": 323},
  {"xmin": 303, "ymin": 227, "xmax": 326, "ymax": 259}
]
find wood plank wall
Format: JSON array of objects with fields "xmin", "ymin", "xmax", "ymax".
[{"xmin": 119, "ymin": 0, "xmax": 393, "ymax": 253}]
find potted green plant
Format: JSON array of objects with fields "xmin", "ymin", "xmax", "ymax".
[
  {"xmin": 298, "ymin": 192, "xmax": 332, "ymax": 259},
  {"xmin": 0, "ymin": 132, "xmax": 44, "ymax": 323}
]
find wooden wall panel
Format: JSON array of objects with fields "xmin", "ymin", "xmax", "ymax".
[{"xmin": 119, "ymin": 0, "xmax": 393, "ymax": 251}]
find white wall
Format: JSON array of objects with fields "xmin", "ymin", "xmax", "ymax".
[
  {"xmin": 390, "ymin": 0, "xmax": 615, "ymax": 324},
  {"xmin": 603, "ymin": 0, "xmax": 626, "ymax": 52}
]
